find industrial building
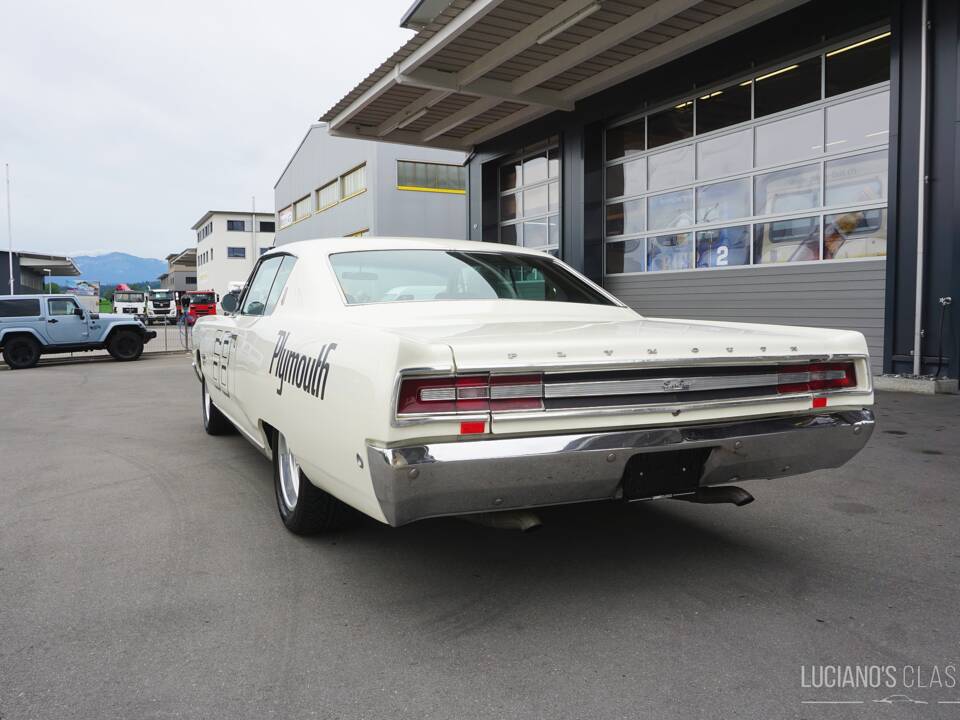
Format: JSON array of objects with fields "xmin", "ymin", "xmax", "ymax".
[
  {"xmin": 1, "ymin": 250, "xmax": 80, "ymax": 295},
  {"xmin": 158, "ymin": 248, "xmax": 197, "ymax": 292},
  {"xmin": 191, "ymin": 210, "xmax": 275, "ymax": 297},
  {"xmin": 274, "ymin": 123, "xmax": 466, "ymax": 245},
  {"xmin": 321, "ymin": 0, "xmax": 959, "ymax": 378}
]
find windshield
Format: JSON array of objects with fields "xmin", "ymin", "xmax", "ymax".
[
  {"xmin": 114, "ymin": 292, "xmax": 144, "ymax": 302},
  {"xmin": 189, "ymin": 293, "xmax": 215, "ymax": 304},
  {"xmin": 151, "ymin": 291, "xmax": 173, "ymax": 300},
  {"xmin": 330, "ymin": 250, "xmax": 614, "ymax": 306}
]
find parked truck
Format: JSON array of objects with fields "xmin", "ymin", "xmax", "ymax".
[
  {"xmin": 112, "ymin": 289, "xmax": 146, "ymax": 318},
  {"xmin": 145, "ymin": 288, "xmax": 177, "ymax": 324},
  {"xmin": 0, "ymin": 294, "xmax": 157, "ymax": 369}
]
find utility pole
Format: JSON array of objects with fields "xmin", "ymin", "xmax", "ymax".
[
  {"xmin": 5, "ymin": 164, "xmax": 13, "ymax": 295},
  {"xmin": 251, "ymin": 195, "xmax": 257, "ymax": 278}
]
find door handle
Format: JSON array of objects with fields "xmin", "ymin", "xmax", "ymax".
[{"xmin": 48, "ymin": 318, "xmax": 58, "ymax": 324}]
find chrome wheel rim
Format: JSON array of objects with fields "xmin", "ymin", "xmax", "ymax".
[{"xmin": 277, "ymin": 433, "xmax": 300, "ymax": 510}]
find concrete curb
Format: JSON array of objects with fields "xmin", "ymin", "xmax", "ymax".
[{"xmin": 874, "ymin": 375, "xmax": 958, "ymax": 395}]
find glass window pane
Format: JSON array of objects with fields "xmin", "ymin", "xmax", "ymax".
[
  {"xmin": 825, "ymin": 150, "xmax": 888, "ymax": 206},
  {"xmin": 825, "ymin": 91, "xmax": 889, "ymax": 153},
  {"xmin": 500, "ymin": 224, "xmax": 519, "ymax": 245},
  {"xmin": 697, "ymin": 129, "xmax": 752, "ymax": 181},
  {"xmin": 524, "ymin": 151, "xmax": 548, "ymax": 185},
  {"xmin": 647, "ymin": 102, "xmax": 693, "ymax": 149},
  {"xmin": 696, "ymin": 226, "xmax": 751, "ymax": 268},
  {"xmin": 755, "ymin": 109, "xmax": 823, "ymax": 167},
  {"xmin": 647, "ymin": 233, "xmax": 693, "ymax": 272},
  {"xmin": 548, "ymin": 181, "xmax": 559, "ymax": 211},
  {"xmin": 606, "ymin": 118, "xmax": 645, "ymax": 160},
  {"xmin": 397, "ymin": 161, "xmax": 413, "ymax": 186},
  {"xmin": 605, "ymin": 198, "xmax": 645, "ymax": 237},
  {"xmin": 500, "ymin": 160, "xmax": 520, "ymax": 191},
  {"xmin": 523, "ymin": 219, "xmax": 549, "ymax": 248},
  {"xmin": 754, "ymin": 56, "xmax": 822, "ymax": 118},
  {"xmin": 647, "ymin": 189, "xmax": 693, "ymax": 231},
  {"xmin": 264, "ymin": 256, "xmax": 296, "ymax": 315},
  {"xmin": 753, "ymin": 217, "xmax": 821, "ymax": 264},
  {"xmin": 241, "ymin": 256, "xmax": 283, "ymax": 315},
  {"xmin": 696, "ymin": 178, "xmax": 750, "ymax": 223},
  {"xmin": 548, "ymin": 147, "xmax": 560, "ymax": 178},
  {"xmin": 826, "ymin": 33, "xmax": 890, "ymax": 97},
  {"xmin": 605, "ymin": 239, "xmax": 644, "ymax": 274},
  {"xmin": 500, "ymin": 193, "xmax": 518, "ymax": 221},
  {"xmin": 648, "ymin": 144, "xmax": 694, "ymax": 191},
  {"xmin": 548, "ymin": 215, "xmax": 560, "ymax": 246},
  {"xmin": 605, "ymin": 157, "xmax": 645, "ymax": 199},
  {"xmin": 754, "ymin": 164, "xmax": 821, "ymax": 215},
  {"xmin": 824, "ymin": 208, "xmax": 886, "ymax": 259},
  {"xmin": 696, "ymin": 82, "xmax": 752, "ymax": 134},
  {"xmin": 524, "ymin": 185, "xmax": 549, "ymax": 216}
]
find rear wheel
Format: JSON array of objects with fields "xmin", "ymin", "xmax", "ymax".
[
  {"xmin": 107, "ymin": 329, "xmax": 144, "ymax": 361},
  {"xmin": 2, "ymin": 335, "xmax": 41, "ymax": 369},
  {"xmin": 273, "ymin": 430, "xmax": 358, "ymax": 535},
  {"xmin": 201, "ymin": 379, "xmax": 235, "ymax": 435}
]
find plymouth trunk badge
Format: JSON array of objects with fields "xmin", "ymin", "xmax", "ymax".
[{"xmin": 663, "ymin": 378, "xmax": 693, "ymax": 392}]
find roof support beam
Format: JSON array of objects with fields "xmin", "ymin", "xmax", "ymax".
[
  {"xmin": 328, "ymin": 0, "xmax": 506, "ymax": 130},
  {"xmin": 418, "ymin": 96, "xmax": 502, "ymax": 142},
  {"xmin": 511, "ymin": 0, "xmax": 702, "ymax": 94},
  {"xmin": 398, "ymin": 67, "xmax": 575, "ymax": 111},
  {"xmin": 328, "ymin": 125, "xmax": 467, "ymax": 151},
  {"xmin": 561, "ymin": 0, "xmax": 809, "ymax": 102},
  {"xmin": 455, "ymin": 0, "xmax": 602, "ymax": 86},
  {"xmin": 375, "ymin": 89, "xmax": 452, "ymax": 136},
  {"xmin": 459, "ymin": 105, "xmax": 552, "ymax": 148}
]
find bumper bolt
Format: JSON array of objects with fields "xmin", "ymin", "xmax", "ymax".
[
  {"xmin": 408, "ymin": 468, "xmax": 419, "ymax": 479},
  {"xmin": 853, "ymin": 426, "xmax": 862, "ymax": 435},
  {"xmin": 606, "ymin": 452, "xmax": 616, "ymax": 463},
  {"xmin": 734, "ymin": 441, "xmax": 743, "ymax": 449},
  {"xmin": 493, "ymin": 497, "xmax": 503, "ymax": 506}
]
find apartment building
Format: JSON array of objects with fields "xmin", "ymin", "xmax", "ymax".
[
  {"xmin": 274, "ymin": 123, "xmax": 466, "ymax": 245},
  {"xmin": 191, "ymin": 211, "xmax": 275, "ymax": 296}
]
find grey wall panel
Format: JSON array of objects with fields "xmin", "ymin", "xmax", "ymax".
[{"xmin": 604, "ymin": 260, "xmax": 886, "ymax": 373}]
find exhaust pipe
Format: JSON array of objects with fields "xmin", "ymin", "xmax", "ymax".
[
  {"xmin": 676, "ymin": 486, "xmax": 754, "ymax": 507},
  {"xmin": 461, "ymin": 510, "xmax": 543, "ymax": 532}
]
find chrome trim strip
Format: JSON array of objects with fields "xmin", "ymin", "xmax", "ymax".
[
  {"xmin": 545, "ymin": 373, "xmax": 782, "ymax": 398},
  {"xmin": 490, "ymin": 382, "xmax": 543, "ymax": 399}
]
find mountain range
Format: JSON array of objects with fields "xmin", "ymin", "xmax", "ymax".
[{"xmin": 53, "ymin": 252, "xmax": 167, "ymax": 286}]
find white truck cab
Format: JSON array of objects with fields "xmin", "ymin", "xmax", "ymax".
[
  {"xmin": 113, "ymin": 290, "xmax": 146, "ymax": 318},
  {"xmin": 145, "ymin": 289, "xmax": 177, "ymax": 324}
]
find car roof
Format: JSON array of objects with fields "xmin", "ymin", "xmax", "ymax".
[{"xmin": 264, "ymin": 237, "xmax": 550, "ymax": 259}]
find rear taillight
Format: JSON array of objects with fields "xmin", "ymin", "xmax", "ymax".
[
  {"xmin": 777, "ymin": 362, "xmax": 857, "ymax": 395},
  {"xmin": 397, "ymin": 373, "xmax": 544, "ymax": 416}
]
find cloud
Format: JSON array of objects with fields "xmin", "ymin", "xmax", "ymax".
[{"xmin": 0, "ymin": 0, "xmax": 413, "ymax": 259}]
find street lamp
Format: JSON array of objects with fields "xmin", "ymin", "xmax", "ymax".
[{"xmin": 43, "ymin": 268, "xmax": 51, "ymax": 293}]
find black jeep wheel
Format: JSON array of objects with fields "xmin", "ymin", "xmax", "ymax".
[
  {"xmin": 106, "ymin": 329, "xmax": 144, "ymax": 361},
  {"xmin": 2, "ymin": 335, "xmax": 41, "ymax": 369}
]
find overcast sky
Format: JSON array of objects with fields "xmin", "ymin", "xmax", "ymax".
[{"xmin": 0, "ymin": 0, "xmax": 414, "ymax": 259}]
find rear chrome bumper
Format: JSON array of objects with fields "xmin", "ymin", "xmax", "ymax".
[{"xmin": 366, "ymin": 409, "xmax": 875, "ymax": 526}]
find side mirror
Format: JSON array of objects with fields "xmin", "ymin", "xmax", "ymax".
[
  {"xmin": 74, "ymin": 307, "xmax": 85, "ymax": 317},
  {"xmin": 221, "ymin": 293, "xmax": 239, "ymax": 313}
]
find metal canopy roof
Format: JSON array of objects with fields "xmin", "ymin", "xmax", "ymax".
[{"xmin": 320, "ymin": 0, "xmax": 808, "ymax": 150}]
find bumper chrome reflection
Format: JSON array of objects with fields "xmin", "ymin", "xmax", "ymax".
[{"xmin": 367, "ymin": 409, "xmax": 875, "ymax": 526}]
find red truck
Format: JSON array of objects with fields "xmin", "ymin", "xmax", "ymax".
[{"xmin": 182, "ymin": 290, "xmax": 218, "ymax": 322}]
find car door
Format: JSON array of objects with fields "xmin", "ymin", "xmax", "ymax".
[{"xmin": 44, "ymin": 298, "xmax": 90, "ymax": 344}]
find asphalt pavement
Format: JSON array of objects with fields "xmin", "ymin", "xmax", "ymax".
[{"xmin": 1, "ymin": 354, "xmax": 958, "ymax": 719}]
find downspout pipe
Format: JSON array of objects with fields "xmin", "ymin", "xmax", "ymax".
[{"xmin": 913, "ymin": 0, "xmax": 930, "ymax": 376}]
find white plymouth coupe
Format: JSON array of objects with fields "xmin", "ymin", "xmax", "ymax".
[{"xmin": 193, "ymin": 238, "xmax": 875, "ymax": 534}]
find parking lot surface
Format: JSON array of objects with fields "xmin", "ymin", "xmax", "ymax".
[{"xmin": 1, "ymin": 354, "xmax": 959, "ymax": 719}]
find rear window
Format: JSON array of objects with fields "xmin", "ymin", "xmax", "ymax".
[
  {"xmin": 0, "ymin": 298, "xmax": 42, "ymax": 317},
  {"xmin": 329, "ymin": 250, "xmax": 614, "ymax": 306}
]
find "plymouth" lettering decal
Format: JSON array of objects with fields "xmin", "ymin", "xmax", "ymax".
[{"xmin": 269, "ymin": 330, "xmax": 336, "ymax": 399}]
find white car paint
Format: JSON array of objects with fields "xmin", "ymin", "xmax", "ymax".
[{"xmin": 193, "ymin": 237, "xmax": 874, "ymax": 526}]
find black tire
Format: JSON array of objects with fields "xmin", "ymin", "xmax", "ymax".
[
  {"xmin": 106, "ymin": 329, "xmax": 144, "ymax": 361},
  {"xmin": 273, "ymin": 430, "xmax": 358, "ymax": 535},
  {"xmin": 2, "ymin": 335, "xmax": 41, "ymax": 369},
  {"xmin": 201, "ymin": 379, "xmax": 235, "ymax": 435}
]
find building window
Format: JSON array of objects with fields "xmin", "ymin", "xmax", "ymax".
[
  {"xmin": 341, "ymin": 164, "xmax": 366, "ymax": 199},
  {"xmin": 317, "ymin": 180, "xmax": 338, "ymax": 211},
  {"xmin": 397, "ymin": 161, "xmax": 466, "ymax": 193},
  {"xmin": 186, "ymin": 276, "xmax": 196, "ymax": 284},
  {"xmin": 259, "ymin": 221, "xmax": 275, "ymax": 233},
  {"xmin": 227, "ymin": 219, "xmax": 247, "ymax": 231},
  {"xmin": 279, "ymin": 206, "xmax": 294, "ymax": 228},
  {"xmin": 498, "ymin": 137, "xmax": 560, "ymax": 255},
  {"xmin": 293, "ymin": 195, "xmax": 311, "ymax": 221},
  {"xmin": 227, "ymin": 247, "xmax": 246, "ymax": 259},
  {"xmin": 603, "ymin": 34, "xmax": 889, "ymax": 276}
]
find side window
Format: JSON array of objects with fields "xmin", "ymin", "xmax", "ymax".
[
  {"xmin": 263, "ymin": 256, "xmax": 297, "ymax": 315},
  {"xmin": 48, "ymin": 298, "xmax": 79, "ymax": 316},
  {"xmin": 0, "ymin": 298, "xmax": 41, "ymax": 317},
  {"xmin": 240, "ymin": 256, "xmax": 283, "ymax": 316}
]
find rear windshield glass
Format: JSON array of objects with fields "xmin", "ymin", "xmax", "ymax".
[
  {"xmin": 329, "ymin": 250, "xmax": 614, "ymax": 306},
  {"xmin": 0, "ymin": 298, "xmax": 42, "ymax": 317},
  {"xmin": 114, "ymin": 292, "xmax": 144, "ymax": 302},
  {"xmin": 188, "ymin": 293, "xmax": 215, "ymax": 304}
]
